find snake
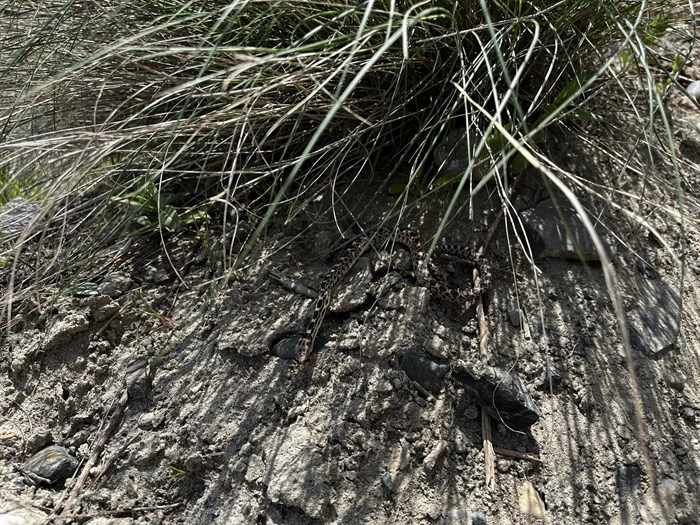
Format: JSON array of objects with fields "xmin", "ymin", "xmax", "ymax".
[{"xmin": 293, "ymin": 228, "xmax": 491, "ymax": 363}]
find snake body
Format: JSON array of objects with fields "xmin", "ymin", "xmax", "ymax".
[{"xmin": 294, "ymin": 229, "xmax": 491, "ymax": 363}]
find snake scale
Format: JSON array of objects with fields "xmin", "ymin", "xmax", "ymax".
[{"xmin": 294, "ymin": 229, "xmax": 491, "ymax": 363}]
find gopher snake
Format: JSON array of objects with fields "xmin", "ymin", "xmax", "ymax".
[{"xmin": 294, "ymin": 229, "xmax": 491, "ymax": 363}]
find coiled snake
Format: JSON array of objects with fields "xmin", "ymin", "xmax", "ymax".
[{"xmin": 293, "ymin": 228, "xmax": 491, "ymax": 363}]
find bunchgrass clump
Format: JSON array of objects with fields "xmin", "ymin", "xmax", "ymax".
[{"xmin": 0, "ymin": 0, "xmax": 692, "ymax": 293}]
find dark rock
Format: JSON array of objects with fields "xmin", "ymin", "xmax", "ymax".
[
  {"xmin": 271, "ymin": 334, "xmax": 326, "ymax": 361},
  {"xmin": 98, "ymin": 272, "xmax": 134, "ymax": 298},
  {"xmin": 508, "ymin": 309, "xmax": 523, "ymax": 327},
  {"xmin": 19, "ymin": 445, "xmax": 78, "ymax": 486},
  {"xmin": 400, "ymin": 347, "xmax": 450, "ymax": 395},
  {"xmin": 519, "ymin": 198, "xmax": 616, "ymax": 261},
  {"xmin": 616, "ymin": 463, "xmax": 641, "ymax": 498},
  {"xmin": 538, "ymin": 369, "xmax": 564, "ymax": 391},
  {"xmin": 271, "ymin": 335, "xmax": 301, "ymax": 360},
  {"xmin": 452, "ymin": 360, "xmax": 540, "ymax": 431},
  {"xmin": 635, "ymin": 258, "xmax": 659, "ymax": 278},
  {"xmin": 666, "ymin": 374, "xmax": 686, "ymax": 392}
]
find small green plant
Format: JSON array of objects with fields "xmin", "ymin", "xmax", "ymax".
[{"xmin": 110, "ymin": 177, "xmax": 209, "ymax": 233}]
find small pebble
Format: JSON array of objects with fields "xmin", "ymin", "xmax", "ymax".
[
  {"xmin": 687, "ymin": 80, "xmax": 700, "ymax": 102},
  {"xmin": 508, "ymin": 309, "xmax": 523, "ymax": 327},
  {"xmin": 380, "ymin": 471, "xmax": 394, "ymax": 493},
  {"xmin": 681, "ymin": 407, "xmax": 695, "ymax": 421},
  {"xmin": 666, "ymin": 375, "xmax": 686, "ymax": 392},
  {"xmin": 496, "ymin": 459, "xmax": 510, "ymax": 473}
]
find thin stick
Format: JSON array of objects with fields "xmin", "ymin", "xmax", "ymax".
[
  {"xmin": 493, "ymin": 447, "xmax": 542, "ymax": 463},
  {"xmin": 475, "ymin": 174, "xmax": 523, "ymax": 488},
  {"xmin": 92, "ymin": 433, "xmax": 138, "ymax": 488},
  {"xmin": 54, "ymin": 389, "xmax": 129, "ymax": 518},
  {"xmin": 50, "ymin": 502, "xmax": 183, "ymax": 522}
]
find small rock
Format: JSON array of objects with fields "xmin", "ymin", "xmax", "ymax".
[
  {"xmin": 98, "ymin": 272, "xmax": 133, "ymax": 298},
  {"xmin": 681, "ymin": 407, "xmax": 695, "ymax": 421},
  {"xmin": 508, "ymin": 309, "xmax": 523, "ymax": 327},
  {"xmin": 19, "ymin": 445, "xmax": 78, "ymax": 485},
  {"xmin": 657, "ymin": 478, "xmax": 679, "ymax": 502},
  {"xmin": 91, "ymin": 301, "xmax": 121, "ymax": 323},
  {"xmin": 453, "ymin": 431, "xmax": 469, "ymax": 454},
  {"xmin": 666, "ymin": 374, "xmax": 686, "ymax": 392},
  {"xmin": 427, "ymin": 504, "xmax": 442, "ymax": 520},
  {"xmin": 245, "ymin": 454, "xmax": 265, "ymax": 484},
  {"xmin": 453, "ymin": 360, "xmax": 541, "ymax": 431},
  {"xmin": 380, "ymin": 471, "xmax": 394, "ymax": 493},
  {"xmin": 628, "ymin": 278, "xmax": 680, "ymax": 357},
  {"xmin": 675, "ymin": 508, "xmax": 695, "ymax": 524},
  {"xmin": 43, "ymin": 313, "xmax": 90, "ymax": 350},
  {"xmin": 635, "ymin": 258, "xmax": 659, "ymax": 278},
  {"xmin": 687, "ymin": 80, "xmax": 700, "ymax": 101},
  {"xmin": 538, "ymin": 369, "xmax": 564, "ymax": 391},
  {"xmin": 616, "ymin": 463, "xmax": 642, "ymax": 497},
  {"xmin": 376, "ymin": 380, "xmax": 393, "ymax": 394},
  {"xmin": 518, "ymin": 480, "xmax": 545, "ymax": 519},
  {"xmin": 519, "ymin": 197, "xmax": 616, "ymax": 261},
  {"xmin": 423, "ymin": 440, "xmax": 448, "ymax": 471},
  {"xmin": 443, "ymin": 508, "xmax": 487, "ymax": 525},
  {"xmin": 330, "ymin": 257, "xmax": 371, "ymax": 313},
  {"xmin": 399, "ymin": 347, "xmax": 450, "ymax": 395},
  {"xmin": 25, "ymin": 428, "xmax": 53, "ymax": 453},
  {"xmin": 496, "ymin": 459, "xmax": 511, "ymax": 473}
]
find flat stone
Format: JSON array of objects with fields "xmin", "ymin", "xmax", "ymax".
[
  {"xmin": 628, "ymin": 277, "xmax": 680, "ymax": 357},
  {"xmin": 0, "ymin": 198, "xmax": 40, "ymax": 237},
  {"xmin": 262, "ymin": 422, "xmax": 331, "ymax": 519},
  {"xmin": 452, "ymin": 360, "xmax": 540, "ymax": 431},
  {"xmin": 519, "ymin": 198, "xmax": 616, "ymax": 261},
  {"xmin": 43, "ymin": 313, "xmax": 90, "ymax": 350},
  {"xmin": 330, "ymin": 257, "xmax": 371, "ymax": 313},
  {"xmin": 19, "ymin": 445, "xmax": 78, "ymax": 485}
]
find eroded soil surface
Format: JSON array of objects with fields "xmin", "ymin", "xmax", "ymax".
[{"xmin": 2, "ymin": 36, "xmax": 700, "ymax": 525}]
